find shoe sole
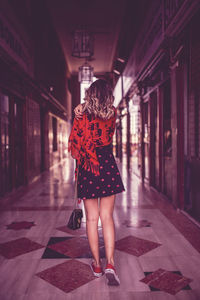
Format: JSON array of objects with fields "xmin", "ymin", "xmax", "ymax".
[
  {"xmin": 90, "ymin": 264, "xmax": 102, "ymax": 277},
  {"xmin": 105, "ymin": 269, "xmax": 120, "ymax": 286}
]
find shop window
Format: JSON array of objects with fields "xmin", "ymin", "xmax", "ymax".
[
  {"xmin": 163, "ymin": 81, "xmax": 172, "ymax": 157},
  {"xmin": 0, "ymin": 93, "xmax": 11, "ymax": 195},
  {"xmin": 52, "ymin": 117, "xmax": 57, "ymax": 152}
]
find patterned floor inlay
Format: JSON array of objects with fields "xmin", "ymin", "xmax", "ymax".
[
  {"xmin": 6, "ymin": 221, "xmax": 36, "ymax": 230},
  {"xmin": 145, "ymin": 188, "xmax": 200, "ymax": 253},
  {"xmin": 56, "ymin": 225, "xmax": 86, "ymax": 236},
  {"xmin": 0, "ymin": 238, "xmax": 44, "ymax": 259},
  {"xmin": 115, "ymin": 235, "xmax": 161, "ymax": 256},
  {"xmin": 42, "ymin": 236, "xmax": 105, "ymax": 259},
  {"xmin": 36, "ymin": 259, "xmax": 96, "ymax": 293},
  {"xmin": 140, "ymin": 268, "xmax": 193, "ymax": 295},
  {"xmin": 122, "ymin": 219, "xmax": 151, "ymax": 228},
  {"xmin": 56, "ymin": 224, "xmax": 102, "ymax": 236}
]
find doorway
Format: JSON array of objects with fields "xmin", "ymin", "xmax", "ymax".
[
  {"xmin": 13, "ymin": 99, "xmax": 24, "ymax": 187},
  {"xmin": 0, "ymin": 92, "xmax": 25, "ymax": 196}
]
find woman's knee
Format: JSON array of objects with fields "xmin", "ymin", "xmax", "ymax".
[
  {"xmin": 99, "ymin": 210, "xmax": 113, "ymax": 223},
  {"xmin": 84, "ymin": 198, "xmax": 99, "ymax": 222},
  {"xmin": 85, "ymin": 209, "xmax": 99, "ymax": 222},
  {"xmin": 86, "ymin": 214, "xmax": 99, "ymax": 223}
]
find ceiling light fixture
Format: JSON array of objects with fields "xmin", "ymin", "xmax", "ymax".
[
  {"xmin": 72, "ymin": 30, "xmax": 94, "ymax": 58},
  {"xmin": 117, "ymin": 57, "xmax": 125, "ymax": 63},
  {"xmin": 113, "ymin": 69, "xmax": 120, "ymax": 75},
  {"xmin": 78, "ymin": 61, "xmax": 94, "ymax": 83}
]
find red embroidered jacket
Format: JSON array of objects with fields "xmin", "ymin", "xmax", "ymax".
[{"xmin": 68, "ymin": 106, "xmax": 117, "ymax": 177}]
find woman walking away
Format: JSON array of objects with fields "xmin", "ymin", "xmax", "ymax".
[{"xmin": 68, "ymin": 79, "xmax": 125, "ymax": 286}]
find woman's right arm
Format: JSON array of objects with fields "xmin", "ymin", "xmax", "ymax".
[{"xmin": 74, "ymin": 103, "xmax": 84, "ymax": 120}]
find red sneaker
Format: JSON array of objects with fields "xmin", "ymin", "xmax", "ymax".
[
  {"xmin": 90, "ymin": 260, "xmax": 103, "ymax": 277},
  {"xmin": 104, "ymin": 263, "xmax": 120, "ymax": 286}
]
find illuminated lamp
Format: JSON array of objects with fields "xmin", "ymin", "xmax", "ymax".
[
  {"xmin": 117, "ymin": 57, "xmax": 125, "ymax": 63},
  {"xmin": 113, "ymin": 69, "xmax": 120, "ymax": 75},
  {"xmin": 78, "ymin": 61, "xmax": 94, "ymax": 83}
]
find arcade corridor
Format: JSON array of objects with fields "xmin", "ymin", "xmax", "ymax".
[
  {"xmin": 0, "ymin": 156, "xmax": 200, "ymax": 299},
  {"xmin": 1, "ymin": 0, "xmax": 200, "ymax": 299}
]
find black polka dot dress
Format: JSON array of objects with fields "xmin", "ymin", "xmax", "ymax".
[{"xmin": 77, "ymin": 143, "xmax": 125, "ymax": 200}]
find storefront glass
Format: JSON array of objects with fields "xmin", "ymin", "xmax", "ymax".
[{"xmin": 0, "ymin": 93, "xmax": 11, "ymax": 195}]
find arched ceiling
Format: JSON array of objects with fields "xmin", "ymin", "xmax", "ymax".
[{"xmin": 45, "ymin": 0, "xmax": 127, "ymax": 76}]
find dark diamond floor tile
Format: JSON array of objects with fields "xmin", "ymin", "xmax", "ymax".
[
  {"xmin": 6, "ymin": 221, "xmax": 36, "ymax": 230},
  {"xmin": 172, "ymin": 271, "xmax": 192, "ymax": 290},
  {"xmin": 43, "ymin": 236, "xmax": 105, "ymax": 259},
  {"xmin": 56, "ymin": 225, "xmax": 86, "ymax": 236},
  {"xmin": 47, "ymin": 237, "xmax": 72, "ymax": 246},
  {"xmin": 36, "ymin": 259, "xmax": 96, "ymax": 293},
  {"xmin": 115, "ymin": 235, "xmax": 161, "ymax": 257},
  {"xmin": 0, "ymin": 238, "xmax": 44, "ymax": 259},
  {"xmin": 141, "ymin": 268, "xmax": 193, "ymax": 295},
  {"xmin": 144, "ymin": 271, "xmax": 192, "ymax": 292},
  {"xmin": 42, "ymin": 247, "xmax": 70, "ymax": 259},
  {"xmin": 48, "ymin": 237, "xmax": 96, "ymax": 258}
]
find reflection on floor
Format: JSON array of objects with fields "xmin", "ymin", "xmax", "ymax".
[{"xmin": 0, "ymin": 156, "xmax": 200, "ymax": 299}]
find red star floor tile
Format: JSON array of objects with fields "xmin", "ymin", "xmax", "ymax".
[
  {"xmin": 6, "ymin": 221, "xmax": 36, "ymax": 230},
  {"xmin": 36, "ymin": 259, "xmax": 97, "ymax": 293},
  {"xmin": 115, "ymin": 235, "xmax": 161, "ymax": 256},
  {"xmin": 0, "ymin": 238, "xmax": 44, "ymax": 259},
  {"xmin": 140, "ymin": 268, "xmax": 193, "ymax": 295}
]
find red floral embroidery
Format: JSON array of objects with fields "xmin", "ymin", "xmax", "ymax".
[{"xmin": 68, "ymin": 107, "xmax": 117, "ymax": 178}]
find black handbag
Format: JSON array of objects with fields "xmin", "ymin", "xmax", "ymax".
[
  {"xmin": 67, "ymin": 164, "xmax": 83, "ymax": 230},
  {"xmin": 67, "ymin": 208, "xmax": 83, "ymax": 230}
]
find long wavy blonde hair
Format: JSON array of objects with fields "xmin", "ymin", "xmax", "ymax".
[{"xmin": 82, "ymin": 79, "xmax": 115, "ymax": 120}]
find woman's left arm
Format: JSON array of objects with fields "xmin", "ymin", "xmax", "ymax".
[{"xmin": 68, "ymin": 115, "xmax": 85, "ymax": 164}]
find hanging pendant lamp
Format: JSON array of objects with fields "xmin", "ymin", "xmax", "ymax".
[
  {"xmin": 72, "ymin": 30, "xmax": 94, "ymax": 58},
  {"xmin": 78, "ymin": 61, "xmax": 94, "ymax": 83}
]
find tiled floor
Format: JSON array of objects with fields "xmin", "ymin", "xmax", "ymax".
[{"xmin": 0, "ymin": 156, "xmax": 200, "ymax": 299}]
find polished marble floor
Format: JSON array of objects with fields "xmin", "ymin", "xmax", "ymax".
[{"xmin": 0, "ymin": 155, "xmax": 200, "ymax": 300}]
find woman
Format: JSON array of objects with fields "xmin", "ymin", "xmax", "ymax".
[{"xmin": 68, "ymin": 79, "xmax": 125, "ymax": 286}]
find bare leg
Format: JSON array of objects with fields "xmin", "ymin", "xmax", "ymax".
[
  {"xmin": 99, "ymin": 194, "xmax": 115, "ymax": 266},
  {"xmin": 83, "ymin": 198, "xmax": 100, "ymax": 266}
]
